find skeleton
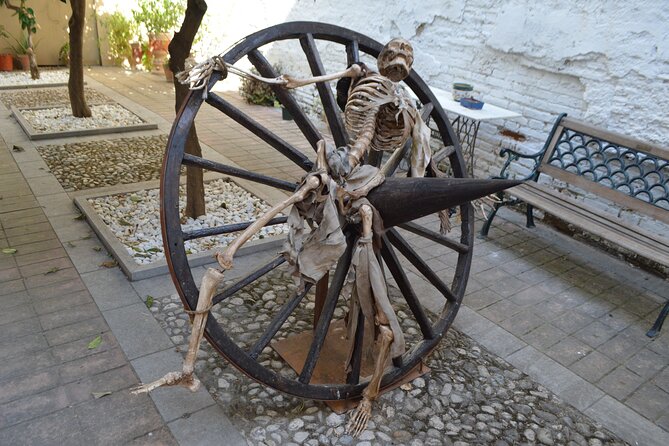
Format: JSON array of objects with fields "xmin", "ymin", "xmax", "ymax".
[{"xmin": 134, "ymin": 38, "xmax": 430, "ymax": 437}]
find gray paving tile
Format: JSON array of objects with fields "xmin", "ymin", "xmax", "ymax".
[
  {"xmin": 624, "ymin": 348, "xmax": 666, "ymax": 379},
  {"xmin": 168, "ymin": 404, "xmax": 245, "ymax": 446},
  {"xmin": 475, "ymin": 325, "xmax": 526, "ymax": 358},
  {"xmin": 103, "ymin": 303, "xmax": 174, "ymax": 360},
  {"xmin": 499, "ymin": 309, "xmax": 544, "ymax": 337},
  {"xmin": 570, "ymin": 351, "xmax": 617, "ymax": 384},
  {"xmin": 75, "ymin": 389, "xmax": 165, "ymax": 445},
  {"xmin": 464, "ymin": 288, "xmax": 503, "ymax": 310},
  {"xmin": 626, "ymin": 383, "xmax": 669, "ymax": 421},
  {"xmin": 653, "ymin": 366, "xmax": 669, "ymax": 393},
  {"xmin": 63, "ymin": 364, "xmax": 138, "ymax": 405},
  {"xmin": 132, "ymin": 348, "xmax": 215, "ymax": 422},
  {"xmin": 550, "ymin": 309, "xmax": 594, "ymax": 334},
  {"xmin": 478, "ymin": 299, "xmax": 523, "ymax": 323},
  {"xmin": 81, "ymin": 267, "xmax": 142, "ymax": 311},
  {"xmin": 585, "ymin": 396, "xmax": 669, "ymax": 446},
  {"xmin": 0, "ymin": 386, "xmax": 70, "ymax": 429},
  {"xmin": 521, "ymin": 322, "xmax": 567, "ymax": 350},
  {"xmin": 573, "ymin": 320, "xmax": 619, "ymax": 348},
  {"xmin": 545, "ymin": 336, "xmax": 593, "ymax": 366},
  {"xmin": 597, "ymin": 366, "xmax": 645, "ymax": 401},
  {"xmin": 0, "ymin": 406, "xmax": 87, "ymax": 446}
]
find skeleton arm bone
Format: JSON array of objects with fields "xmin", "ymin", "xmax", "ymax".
[
  {"xmin": 229, "ymin": 63, "xmax": 363, "ymax": 89},
  {"xmin": 216, "ymin": 174, "xmax": 322, "ymax": 270}
]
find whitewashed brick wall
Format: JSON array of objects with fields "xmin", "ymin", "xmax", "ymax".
[{"xmin": 203, "ymin": 0, "xmax": 668, "ymax": 238}]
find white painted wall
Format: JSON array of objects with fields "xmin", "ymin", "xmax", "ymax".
[{"xmin": 189, "ymin": 1, "xmax": 669, "ymax": 237}]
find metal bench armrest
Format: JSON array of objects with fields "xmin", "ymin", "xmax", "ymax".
[{"xmin": 494, "ymin": 147, "xmax": 543, "ymax": 181}]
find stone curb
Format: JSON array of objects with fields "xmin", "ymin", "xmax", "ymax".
[{"xmin": 10, "ymin": 104, "xmax": 159, "ymax": 141}]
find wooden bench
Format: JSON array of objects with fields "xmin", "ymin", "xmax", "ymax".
[{"xmin": 479, "ymin": 113, "xmax": 669, "ymax": 337}]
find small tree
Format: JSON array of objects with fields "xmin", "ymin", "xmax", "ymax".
[
  {"xmin": 169, "ymin": 0, "xmax": 207, "ymax": 218},
  {"xmin": 0, "ymin": 0, "xmax": 40, "ymax": 79},
  {"xmin": 60, "ymin": 0, "xmax": 91, "ymax": 117}
]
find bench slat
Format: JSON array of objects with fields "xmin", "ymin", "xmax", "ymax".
[{"xmin": 507, "ymin": 183, "xmax": 669, "ymax": 267}]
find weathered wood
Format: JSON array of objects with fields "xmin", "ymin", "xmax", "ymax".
[{"xmin": 205, "ymin": 92, "xmax": 313, "ymax": 171}]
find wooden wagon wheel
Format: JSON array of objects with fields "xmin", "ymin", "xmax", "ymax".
[{"xmin": 160, "ymin": 22, "xmax": 475, "ymax": 401}]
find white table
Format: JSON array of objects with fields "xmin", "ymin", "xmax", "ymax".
[{"xmin": 428, "ymin": 86, "xmax": 521, "ymax": 175}]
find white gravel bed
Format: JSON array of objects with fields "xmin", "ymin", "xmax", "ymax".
[
  {"xmin": 88, "ymin": 178, "xmax": 287, "ymax": 264},
  {"xmin": 19, "ymin": 104, "xmax": 145, "ymax": 133},
  {"xmin": 0, "ymin": 69, "xmax": 69, "ymax": 87}
]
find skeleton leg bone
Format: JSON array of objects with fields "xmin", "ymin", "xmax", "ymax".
[
  {"xmin": 345, "ymin": 204, "xmax": 397, "ymax": 436},
  {"xmin": 346, "ymin": 323, "xmax": 394, "ymax": 437},
  {"xmin": 216, "ymin": 174, "xmax": 322, "ymax": 270},
  {"xmin": 132, "ymin": 267, "xmax": 225, "ymax": 394}
]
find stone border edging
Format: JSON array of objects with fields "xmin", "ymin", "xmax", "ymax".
[
  {"xmin": 10, "ymin": 104, "xmax": 159, "ymax": 141},
  {"xmin": 73, "ymin": 175, "xmax": 285, "ymax": 281}
]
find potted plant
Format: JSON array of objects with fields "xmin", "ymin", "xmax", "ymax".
[
  {"xmin": 100, "ymin": 11, "xmax": 136, "ymax": 67},
  {"xmin": 58, "ymin": 41, "xmax": 69, "ymax": 66},
  {"xmin": 132, "ymin": 0, "xmax": 185, "ymax": 73},
  {"xmin": 0, "ymin": 25, "xmax": 12, "ymax": 71},
  {"xmin": 5, "ymin": 32, "xmax": 34, "ymax": 71},
  {"xmin": 163, "ymin": 55, "xmax": 173, "ymax": 82}
]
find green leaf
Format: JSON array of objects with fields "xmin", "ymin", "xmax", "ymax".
[
  {"xmin": 87, "ymin": 335, "xmax": 102, "ymax": 350},
  {"xmin": 92, "ymin": 246, "xmax": 102, "ymax": 252},
  {"xmin": 44, "ymin": 267, "xmax": 60, "ymax": 275},
  {"xmin": 129, "ymin": 195, "xmax": 142, "ymax": 203},
  {"xmin": 145, "ymin": 295, "xmax": 154, "ymax": 308},
  {"xmin": 74, "ymin": 214, "xmax": 86, "ymax": 221},
  {"xmin": 2, "ymin": 248, "xmax": 17, "ymax": 255},
  {"xmin": 92, "ymin": 391, "xmax": 111, "ymax": 399},
  {"xmin": 118, "ymin": 218, "xmax": 133, "ymax": 226}
]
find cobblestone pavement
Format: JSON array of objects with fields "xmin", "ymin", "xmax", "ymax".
[
  {"xmin": 37, "ymin": 135, "xmax": 168, "ymax": 191},
  {"xmin": 0, "ymin": 86, "xmax": 111, "ymax": 109},
  {"xmin": 150, "ymin": 268, "xmax": 627, "ymax": 446}
]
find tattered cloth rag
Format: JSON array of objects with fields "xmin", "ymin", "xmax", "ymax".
[{"xmin": 342, "ymin": 201, "xmax": 406, "ymax": 371}]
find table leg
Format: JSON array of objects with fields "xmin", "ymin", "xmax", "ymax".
[{"xmin": 450, "ymin": 115, "xmax": 481, "ymax": 176}]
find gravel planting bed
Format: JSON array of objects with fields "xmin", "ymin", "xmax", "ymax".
[
  {"xmin": 149, "ymin": 269, "xmax": 626, "ymax": 446},
  {"xmin": 19, "ymin": 103, "xmax": 145, "ymax": 134},
  {"xmin": 38, "ymin": 135, "xmax": 169, "ymax": 191},
  {"xmin": 0, "ymin": 86, "xmax": 111, "ymax": 108},
  {"xmin": 0, "ymin": 69, "xmax": 69, "ymax": 88},
  {"xmin": 88, "ymin": 178, "xmax": 287, "ymax": 264}
]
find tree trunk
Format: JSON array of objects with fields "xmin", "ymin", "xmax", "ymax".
[
  {"xmin": 169, "ymin": 0, "xmax": 207, "ymax": 218},
  {"xmin": 68, "ymin": 0, "xmax": 91, "ymax": 118},
  {"xmin": 27, "ymin": 31, "xmax": 39, "ymax": 80}
]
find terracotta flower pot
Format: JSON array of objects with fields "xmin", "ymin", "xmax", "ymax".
[
  {"xmin": 17, "ymin": 54, "xmax": 30, "ymax": 71},
  {"xmin": 0, "ymin": 54, "xmax": 13, "ymax": 71}
]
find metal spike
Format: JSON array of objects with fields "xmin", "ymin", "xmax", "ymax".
[{"xmin": 367, "ymin": 177, "xmax": 521, "ymax": 228}]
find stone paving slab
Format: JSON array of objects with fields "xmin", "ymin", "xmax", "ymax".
[{"xmin": 0, "ymin": 135, "xmax": 179, "ymax": 445}]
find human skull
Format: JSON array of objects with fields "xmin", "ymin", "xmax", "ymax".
[{"xmin": 377, "ymin": 38, "xmax": 414, "ymax": 82}]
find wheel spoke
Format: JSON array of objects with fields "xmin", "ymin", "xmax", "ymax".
[
  {"xmin": 346, "ymin": 39, "xmax": 359, "ymax": 65},
  {"xmin": 386, "ymin": 228, "xmax": 458, "ymax": 303},
  {"xmin": 299, "ymin": 236, "xmax": 355, "ymax": 384},
  {"xmin": 346, "ymin": 309, "xmax": 365, "ymax": 384},
  {"xmin": 398, "ymin": 222, "xmax": 470, "ymax": 254},
  {"xmin": 182, "ymin": 216, "xmax": 287, "ymax": 241},
  {"xmin": 212, "ymin": 256, "xmax": 286, "ymax": 306},
  {"xmin": 247, "ymin": 49, "xmax": 322, "ymax": 151},
  {"xmin": 299, "ymin": 33, "xmax": 349, "ymax": 148},
  {"xmin": 205, "ymin": 92, "xmax": 313, "ymax": 171},
  {"xmin": 380, "ymin": 236, "xmax": 435, "ymax": 340},
  {"xmin": 182, "ymin": 153, "xmax": 298, "ymax": 192},
  {"xmin": 248, "ymin": 283, "xmax": 312, "ymax": 360}
]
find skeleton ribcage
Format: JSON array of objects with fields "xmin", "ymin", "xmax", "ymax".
[{"xmin": 344, "ymin": 75, "xmax": 412, "ymax": 153}]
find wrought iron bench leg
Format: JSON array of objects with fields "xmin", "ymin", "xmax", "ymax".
[
  {"xmin": 526, "ymin": 203, "xmax": 535, "ymax": 228},
  {"xmin": 647, "ymin": 301, "xmax": 669, "ymax": 338},
  {"xmin": 479, "ymin": 201, "xmax": 502, "ymax": 238}
]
